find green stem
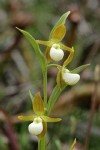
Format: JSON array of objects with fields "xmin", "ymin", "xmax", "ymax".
[
  {"xmin": 38, "ymin": 135, "xmax": 46, "ymax": 150},
  {"xmin": 38, "ymin": 139, "xmax": 41, "ymax": 150},
  {"xmin": 43, "ymin": 66, "xmax": 48, "ymax": 108},
  {"xmin": 47, "ymin": 64, "xmax": 60, "ymax": 68}
]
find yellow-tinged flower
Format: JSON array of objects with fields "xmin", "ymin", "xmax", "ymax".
[
  {"xmin": 18, "ymin": 92, "xmax": 61, "ymax": 139},
  {"xmin": 36, "ymin": 11, "xmax": 74, "ymax": 63}
]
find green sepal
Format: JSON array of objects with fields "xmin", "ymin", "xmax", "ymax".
[
  {"xmin": 56, "ymin": 71, "xmax": 62, "ymax": 90},
  {"xmin": 42, "ymin": 116, "xmax": 62, "ymax": 122},
  {"xmin": 69, "ymin": 138, "xmax": 76, "ymax": 150},
  {"xmin": 18, "ymin": 115, "xmax": 35, "ymax": 121},
  {"xmin": 63, "ymin": 47, "xmax": 74, "ymax": 67},
  {"xmin": 60, "ymin": 43, "xmax": 73, "ymax": 52},
  {"xmin": 33, "ymin": 92, "xmax": 44, "ymax": 116},
  {"xmin": 36, "ymin": 40, "xmax": 53, "ymax": 47},
  {"xmin": 50, "ymin": 24, "xmax": 66, "ymax": 42},
  {"xmin": 49, "ymin": 11, "xmax": 70, "ymax": 40},
  {"xmin": 71, "ymin": 64, "xmax": 90, "ymax": 73},
  {"xmin": 38, "ymin": 121, "xmax": 47, "ymax": 139},
  {"xmin": 45, "ymin": 47, "xmax": 52, "ymax": 63},
  {"xmin": 16, "ymin": 27, "xmax": 46, "ymax": 72}
]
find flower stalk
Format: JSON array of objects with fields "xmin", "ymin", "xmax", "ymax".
[
  {"xmin": 43, "ymin": 66, "xmax": 48, "ymax": 109},
  {"xmin": 16, "ymin": 11, "xmax": 90, "ymax": 150},
  {"xmin": 38, "ymin": 136, "xmax": 46, "ymax": 150}
]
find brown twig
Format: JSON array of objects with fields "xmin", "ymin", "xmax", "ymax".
[
  {"xmin": 84, "ymin": 40, "xmax": 100, "ymax": 64},
  {"xmin": 84, "ymin": 65, "xmax": 100, "ymax": 150},
  {"xmin": 0, "ymin": 109, "xmax": 19, "ymax": 150},
  {"xmin": 3, "ymin": 122, "xmax": 19, "ymax": 150}
]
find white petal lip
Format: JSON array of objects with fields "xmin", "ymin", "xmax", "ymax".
[
  {"xmin": 28, "ymin": 120, "xmax": 43, "ymax": 135},
  {"xmin": 62, "ymin": 72, "xmax": 80, "ymax": 85},
  {"xmin": 50, "ymin": 47, "xmax": 64, "ymax": 62}
]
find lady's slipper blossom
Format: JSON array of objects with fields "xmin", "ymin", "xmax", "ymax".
[
  {"xmin": 50, "ymin": 44, "xmax": 64, "ymax": 61},
  {"xmin": 56, "ymin": 66, "xmax": 80, "ymax": 90},
  {"xmin": 18, "ymin": 92, "xmax": 61, "ymax": 139},
  {"xmin": 36, "ymin": 11, "xmax": 74, "ymax": 63},
  {"xmin": 28, "ymin": 117, "xmax": 43, "ymax": 135},
  {"xmin": 62, "ymin": 69, "xmax": 80, "ymax": 85}
]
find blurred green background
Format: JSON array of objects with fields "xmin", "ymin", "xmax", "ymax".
[{"xmin": 0, "ymin": 0, "xmax": 100, "ymax": 150}]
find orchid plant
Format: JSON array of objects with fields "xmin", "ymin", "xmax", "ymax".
[{"xmin": 17, "ymin": 11, "xmax": 89, "ymax": 150}]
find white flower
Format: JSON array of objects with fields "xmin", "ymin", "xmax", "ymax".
[
  {"xmin": 28, "ymin": 117, "xmax": 43, "ymax": 135},
  {"xmin": 50, "ymin": 44, "xmax": 64, "ymax": 61},
  {"xmin": 62, "ymin": 69, "xmax": 80, "ymax": 85}
]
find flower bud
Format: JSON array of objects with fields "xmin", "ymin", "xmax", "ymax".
[
  {"xmin": 50, "ymin": 44, "xmax": 64, "ymax": 61},
  {"xmin": 62, "ymin": 69, "xmax": 80, "ymax": 85},
  {"xmin": 28, "ymin": 117, "xmax": 43, "ymax": 135}
]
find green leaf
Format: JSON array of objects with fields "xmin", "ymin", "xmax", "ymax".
[
  {"xmin": 69, "ymin": 138, "xmax": 76, "ymax": 150},
  {"xmin": 16, "ymin": 27, "xmax": 46, "ymax": 71},
  {"xmin": 47, "ymin": 83, "xmax": 66, "ymax": 115},
  {"xmin": 71, "ymin": 64, "xmax": 90, "ymax": 73},
  {"xmin": 49, "ymin": 11, "xmax": 70, "ymax": 40},
  {"xmin": 29, "ymin": 90, "xmax": 33, "ymax": 102},
  {"xmin": 42, "ymin": 116, "xmax": 62, "ymax": 122},
  {"xmin": 33, "ymin": 92, "xmax": 44, "ymax": 116}
]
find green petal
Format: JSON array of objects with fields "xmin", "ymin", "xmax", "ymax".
[
  {"xmin": 60, "ymin": 43, "xmax": 73, "ymax": 52},
  {"xmin": 51, "ymin": 24, "xmax": 66, "ymax": 42},
  {"xmin": 45, "ymin": 47, "xmax": 52, "ymax": 63},
  {"xmin": 36, "ymin": 40, "xmax": 52, "ymax": 47},
  {"xmin": 56, "ymin": 71, "xmax": 62, "ymax": 90},
  {"xmin": 33, "ymin": 92, "xmax": 44, "ymax": 115},
  {"xmin": 49, "ymin": 11, "xmax": 70, "ymax": 40},
  {"xmin": 38, "ymin": 121, "xmax": 47, "ymax": 139},
  {"xmin": 63, "ymin": 47, "xmax": 74, "ymax": 67},
  {"xmin": 42, "ymin": 116, "xmax": 62, "ymax": 122},
  {"xmin": 18, "ymin": 115, "xmax": 35, "ymax": 121}
]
